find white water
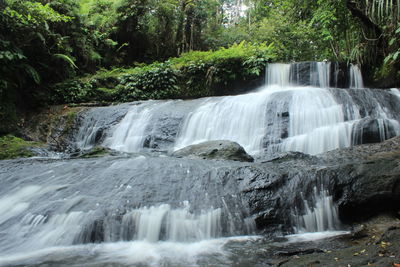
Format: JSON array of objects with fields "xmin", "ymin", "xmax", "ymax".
[
  {"xmin": 0, "ymin": 186, "xmax": 43, "ymax": 226},
  {"xmin": 119, "ymin": 202, "xmax": 222, "ymax": 242},
  {"xmin": 4, "ymin": 63, "xmax": 400, "ymax": 265},
  {"xmin": 105, "ymin": 103, "xmax": 157, "ymax": 152},
  {"xmin": 75, "ymin": 62, "xmax": 399, "ymax": 158},
  {"xmin": 0, "ymin": 188, "xmax": 248, "ymax": 266},
  {"xmin": 174, "ymin": 88, "xmax": 277, "ymax": 154},
  {"xmin": 266, "ymin": 63, "xmax": 291, "ymax": 86},
  {"xmin": 0, "ymin": 236, "xmax": 262, "ymax": 267},
  {"xmin": 311, "ymin": 61, "xmax": 331, "ymax": 88},
  {"xmin": 349, "ymin": 64, "xmax": 364, "ymax": 88},
  {"xmin": 104, "ymin": 101, "xmax": 174, "ymax": 152},
  {"xmin": 390, "ymin": 88, "xmax": 400, "ymax": 98},
  {"xmin": 294, "ymin": 187, "xmax": 341, "ymax": 233},
  {"xmin": 0, "ymin": 186, "xmax": 224, "ymax": 256},
  {"xmin": 285, "ymin": 231, "xmax": 349, "ymax": 243},
  {"xmin": 275, "ymin": 87, "xmax": 357, "ymax": 155}
]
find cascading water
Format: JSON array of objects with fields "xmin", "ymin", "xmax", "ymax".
[
  {"xmin": 266, "ymin": 63, "xmax": 291, "ymax": 86},
  {"xmin": 119, "ymin": 202, "xmax": 221, "ymax": 242},
  {"xmin": 293, "ymin": 187, "xmax": 341, "ymax": 233},
  {"xmin": 349, "ymin": 64, "xmax": 364, "ymax": 88},
  {"xmin": 0, "ymin": 156, "xmax": 257, "ymax": 266},
  {"xmin": 104, "ymin": 102, "xmax": 163, "ymax": 152},
  {"xmin": 74, "ymin": 62, "xmax": 400, "ymax": 158},
  {"xmin": 2, "ymin": 62, "xmax": 400, "ymax": 266},
  {"xmin": 173, "ymin": 89, "xmax": 275, "ymax": 154}
]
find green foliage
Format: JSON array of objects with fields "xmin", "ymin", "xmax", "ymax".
[
  {"xmin": 3, "ymin": 0, "xmax": 71, "ymax": 24},
  {"xmin": 0, "ymin": 135, "xmax": 43, "ymax": 160},
  {"xmin": 119, "ymin": 62, "xmax": 179, "ymax": 101},
  {"xmin": 2, "ymin": 0, "xmax": 400, "ymax": 136},
  {"xmin": 54, "ymin": 54, "xmax": 78, "ymax": 69},
  {"xmin": 51, "ymin": 42, "xmax": 275, "ymax": 103},
  {"xmin": 52, "ymin": 81, "xmax": 94, "ymax": 104}
]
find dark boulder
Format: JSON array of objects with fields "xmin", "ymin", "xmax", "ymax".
[{"xmin": 237, "ymin": 137, "xmax": 400, "ymax": 232}]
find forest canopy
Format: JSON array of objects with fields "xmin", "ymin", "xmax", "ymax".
[{"xmin": 0, "ymin": 0, "xmax": 399, "ymax": 133}]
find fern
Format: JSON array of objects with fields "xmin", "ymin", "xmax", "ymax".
[
  {"xmin": 365, "ymin": 0, "xmax": 398, "ymax": 24},
  {"xmin": 54, "ymin": 54, "xmax": 78, "ymax": 69},
  {"xmin": 22, "ymin": 64, "xmax": 41, "ymax": 84}
]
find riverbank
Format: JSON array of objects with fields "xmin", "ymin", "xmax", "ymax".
[{"xmin": 273, "ymin": 215, "xmax": 400, "ymax": 267}]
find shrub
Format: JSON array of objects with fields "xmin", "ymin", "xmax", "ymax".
[{"xmin": 50, "ymin": 42, "xmax": 276, "ymax": 103}]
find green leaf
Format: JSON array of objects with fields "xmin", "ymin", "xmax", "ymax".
[
  {"xmin": 54, "ymin": 54, "xmax": 78, "ymax": 69},
  {"xmin": 394, "ymin": 51, "xmax": 400, "ymax": 61},
  {"xmin": 22, "ymin": 64, "xmax": 41, "ymax": 84}
]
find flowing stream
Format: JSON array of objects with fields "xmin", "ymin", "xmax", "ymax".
[
  {"xmin": 1, "ymin": 62, "xmax": 400, "ymax": 266},
  {"xmin": 76, "ymin": 62, "xmax": 400, "ymax": 156}
]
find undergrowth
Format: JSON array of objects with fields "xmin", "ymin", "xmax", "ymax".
[{"xmin": 50, "ymin": 42, "xmax": 276, "ymax": 104}]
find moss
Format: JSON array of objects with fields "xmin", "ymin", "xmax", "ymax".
[
  {"xmin": 79, "ymin": 146, "xmax": 110, "ymax": 158},
  {"xmin": 0, "ymin": 135, "xmax": 43, "ymax": 160}
]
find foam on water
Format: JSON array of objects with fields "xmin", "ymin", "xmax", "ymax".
[
  {"xmin": 0, "ymin": 236, "xmax": 264, "ymax": 267},
  {"xmin": 285, "ymin": 231, "xmax": 349, "ymax": 243}
]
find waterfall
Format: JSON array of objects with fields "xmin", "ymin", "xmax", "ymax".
[
  {"xmin": 0, "ymin": 151, "xmax": 265, "ymax": 266},
  {"xmin": 266, "ymin": 63, "xmax": 291, "ymax": 86},
  {"xmin": 9, "ymin": 204, "xmax": 222, "ymax": 249},
  {"xmin": 73, "ymin": 62, "xmax": 400, "ymax": 158},
  {"xmin": 293, "ymin": 187, "xmax": 341, "ymax": 233},
  {"xmin": 118, "ymin": 203, "xmax": 221, "ymax": 242},
  {"xmin": 104, "ymin": 103, "xmax": 157, "ymax": 152},
  {"xmin": 390, "ymin": 88, "xmax": 400, "ymax": 98},
  {"xmin": 349, "ymin": 64, "xmax": 364, "ymax": 88},
  {"xmin": 311, "ymin": 61, "xmax": 331, "ymax": 88},
  {"xmin": 266, "ymin": 61, "xmax": 332, "ymax": 87},
  {"xmin": 3, "ymin": 63, "xmax": 400, "ymax": 265},
  {"xmin": 288, "ymin": 61, "xmax": 333, "ymax": 87},
  {"xmin": 174, "ymin": 89, "xmax": 276, "ymax": 154},
  {"xmin": 273, "ymin": 87, "xmax": 356, "ymax": 155}
]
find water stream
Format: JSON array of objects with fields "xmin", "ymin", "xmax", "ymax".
[
  {"xmin": 75, "ymin": 62, "xmax": 400, "ymax": 157},
  {"xmin": 1, "ymin": 62, "xmax": 400, "ymax": 266}
]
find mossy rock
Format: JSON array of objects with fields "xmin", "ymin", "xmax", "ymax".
[
  {"xmin": 78, "ymin": 146, "xmax": 111, "ymax": 158},
  {"xmin": 0, "ymin": 135, "xmax": 44, "ymax": 160}
]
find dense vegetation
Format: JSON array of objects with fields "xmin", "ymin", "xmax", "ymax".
[
  {"xmin": 52, "ymin": 42, "xmax": 275, "ymax": 103},
  {"xmin": 1, "ymin": 0, "xmax": 399, "ymax": 134}
]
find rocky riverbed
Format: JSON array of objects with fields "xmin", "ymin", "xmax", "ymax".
[{"xmin": 2, "ymin": 122, "xmax": 400, "ymax": 267}]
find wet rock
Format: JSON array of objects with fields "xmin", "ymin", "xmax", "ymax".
[
  {"xmin": 76, "ymin": 146, "xmax": 114, "ymax": 158},
  {"xmin": 352, "ymin": 118, "xmax": 398, "ymax": 145},
  {"xmin": 275, "ymin": 248, "xmax": 324, "ymax": 256},
  {"xmin": 19, "ymin": 106, "xmax": 90, "ymax": 152},
  {"xmin": 274, "ymin": 215, "xmax": 400, "ymax": 267},
  {"xmin": 351, "ymin": 224, "xmax": 368, "ymax": 239},
  {"xmin": 171, "ymin": 140, "xmax": 254, "ymax": 162},
  {"xmin": 143, "ymin": 117, "xmax": 182, "ymax": 151},
  {"xmin": 239, "ymin": 137, "xmax": 400, "ymax": 231}
]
